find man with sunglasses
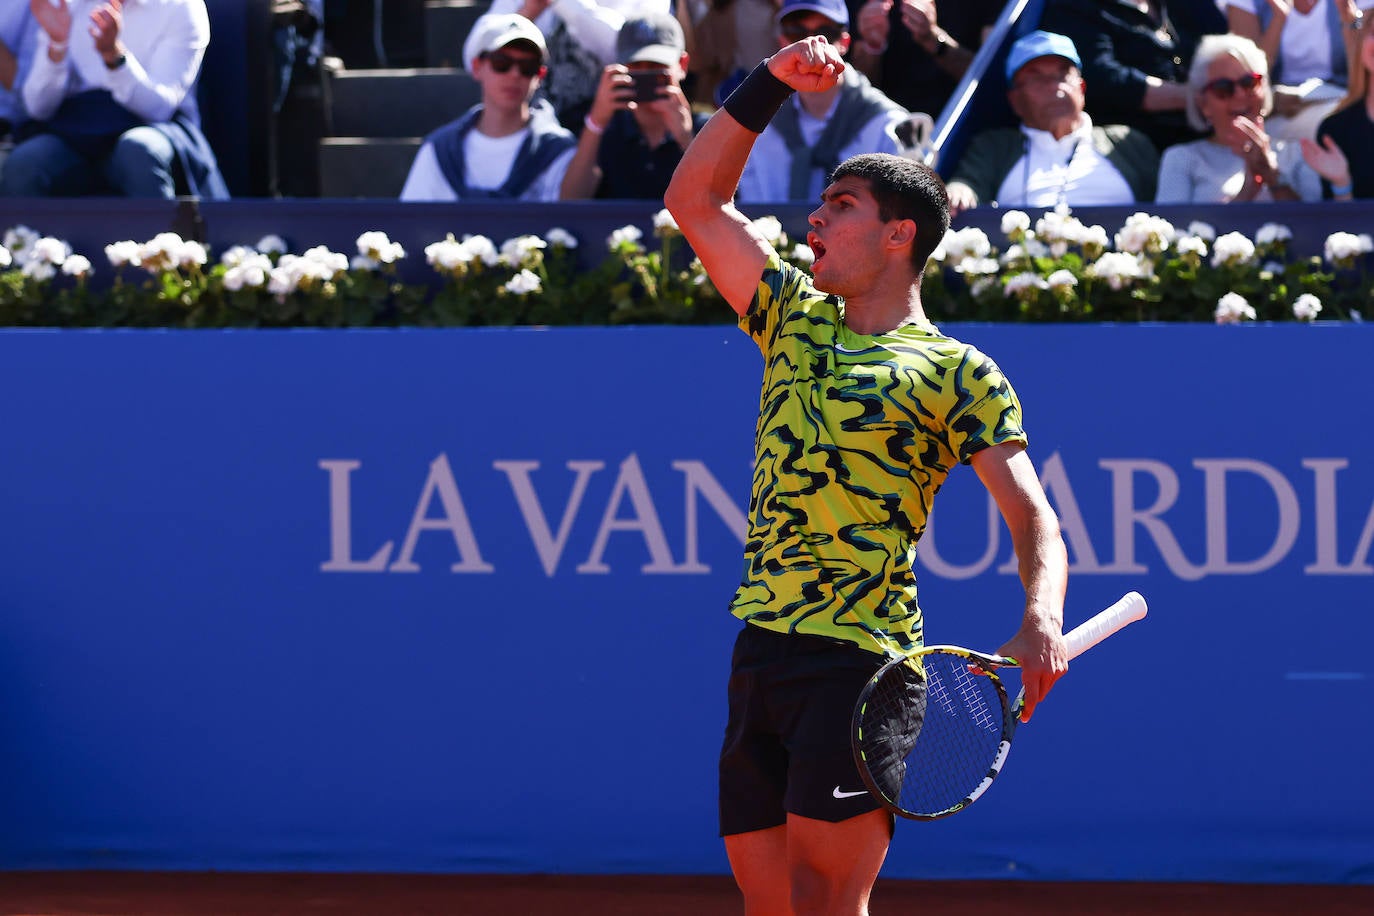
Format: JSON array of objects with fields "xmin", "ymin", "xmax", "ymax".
[
  {"xmin": 399, "ymin": 13, "xmax": 576, "ymax": 201},
  {"xmin": 944, "ymin": 30, "xmax": 1159, "ymax": 216},
  {"xmin": 736, "ymin": 0, "xmax": 909, "ymax": 203}
]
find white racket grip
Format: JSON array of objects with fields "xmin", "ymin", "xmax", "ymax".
[{"xmin": 1063, "ymin": 591, "xmax": 1147, "ymax": 660}]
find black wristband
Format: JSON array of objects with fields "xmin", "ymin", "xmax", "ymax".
[{"xmin": 722, "ymin": 61, "xmax": 794, "ymax": 133}]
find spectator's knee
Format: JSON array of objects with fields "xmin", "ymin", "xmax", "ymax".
[
  {"xmin": 107, "ymin": 128, "xmax": 176, "ymax": 198},
  {"xmin": 0, "ymin": 139, "xmax": 59, "ymax": 196}
]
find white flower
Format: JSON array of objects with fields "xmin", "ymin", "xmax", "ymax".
[
  {"xmin": 22, "ymin": 260, "xmax": 55, "ymax": 282},
  {"xmin": 351, "ymin": 254, "xmax": 380, "ymax": 271},
  {"xmin": 504, "ymin": 268, "xmax": 542, "ymax": 295},
  {"xmin": 224, "ymin": 262, "xmax": 268, "ymax": 291},
  {"xmin": 105, "ymin": 240, "xmax": 143, "ymax": 268},
  {"xmin": 0, "ymin": 247, "xmax": 11, "ymax": 269},
  {"xmin": 357, "ymin": 230, "xmax": 405, "ymax": 264},
  {"xmin": 301, "ymin": 245, "xmax": 349, "ymax": 276},
  {"xmin": 1176, "ymin": 236, "xmax": 1208, "ymax": 260},
  {"xmin": 1086, "ymin": 252, "xmax": 1146, "ymax": 290},
  {"xmin": 1000, "ymin": 210, "xmax": 1031, "ymax": 239},
  {"xmin": 1323, "ymin": 231, "xmax": 1373, "ymax": 268},
  {"xmin": 607, "ymin": 225, "xmax": 645, "ymax": 252},
  {"xmin": 220, "ymin": 245, "xmax": 257, "ymax": 268},
  {"xmin": 1046, "ymin": 269, "xmax": 1078, "ymax": 290},
  {"xmin": 1003, "ymin": 272, "xmax": 1049, "ymax": 299},
  {"xmin": 1115, "ymin": 211, "xmax": 1176, "ymax": 255},
  {"xmin": 462, "ymin": 234, "xmax": 500, "ymax": 266},
  {"xmin": 1255, "ymin": 222, "xmax": 1292, "ymax": 248},
  {"xmin": 425, "ymin": 236, "xmax": 470, "ymax": 272},
  {"xmin": 62, "ymin": 254, "xmax": 92, "ymax": 278},
  {"xmin": 1292, "ymin": 293, "xmax": 1322, "ymax": 322},
  {"xmin": 789, "ymin": 243, "xmax": 814, "ymax": 266},
  {"xmin": 544, "ymin": 227, "xmax": 578, "ymax": 249},
  {"xmin": 176, "ymin": 240, "xmax": 208, "ymax": 270},
  {"xmin": 499, "ymin": 234, "xmax": 547, "ymax": 267},
  {"xmin": 652, "ymin": 208, "xmax": 680, "ymax": 234},
  {"xmin": 749, "ymin": 215, "xmax": 786, "ymax": 246},
  {"xmin": 256, "ymin": 234, "xmax": 288, "ymax": 255},
  {"xmin": 941, "ymin": 226, "xmax": 992, "ymax": 268},
  {"xmin": 3, "ymin": 224, "xmax": 39, "ymax": 256},
  {"xmin": 1211, "ymin": 231, "xmax": 1257, "ymax": 268},
  {"xmin": 1186, "ymin": 221, "xmax": 1216, "ymax": 242},
  {"xmin": 268, "ymin": 262, "xmax": 298, "ymax": 297},
  {"xmin": 30, "ymin": 236, "xmax": 70, "ymax": 265},
  {"xmin": 1215, "ymin": 292, "xmax": 1256, "ymax": 324},
  {"xmin": 1079, "ymin": 224, "xmax": 1110, "ymax": 258},
  {"xmin": 954, "ymin": 256, "xmax": 1000, "ymax": 277},
  {"xmin": 139, "ymin": 232, "xmax": 187, "ymax": 272}
]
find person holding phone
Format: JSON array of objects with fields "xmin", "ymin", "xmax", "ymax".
[{"xmin": 560, "ymin": 11, "xmax": 708, "ymax": 198}]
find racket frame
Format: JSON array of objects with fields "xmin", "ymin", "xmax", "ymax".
[{"xmin": 851, "ymin": 591, "xmax": 1148, "ymax": 821}]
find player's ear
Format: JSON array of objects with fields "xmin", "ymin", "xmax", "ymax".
[{"xmin": 886, "ymin": 218, "xmax": 917, "ymax": 251}]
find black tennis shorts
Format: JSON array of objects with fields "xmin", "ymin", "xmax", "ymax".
[{"xmin": 718, "ymin": 622, "xmax": 893, "ymax": 836}]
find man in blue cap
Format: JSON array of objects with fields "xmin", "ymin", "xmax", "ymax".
[
  {"xmin": 735, "ymin": 0, "xmax": 909, "ymax": 202},
  {"xmin": 944, "ymin": 29, "xmax": 1158, "ymax": 216}
]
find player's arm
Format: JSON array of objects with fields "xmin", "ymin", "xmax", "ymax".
[
  {"xmin": 664, "ymin": 38, "xmax": 845, "ymax": 316},
  {"xmin": 971, "ymin": 441, "xmax": 1069, "ymax": 723}
]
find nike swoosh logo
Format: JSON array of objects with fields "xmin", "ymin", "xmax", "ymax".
[{"xmin": 832, "ymin": 787, "xmax": 868, "ymax": 799}]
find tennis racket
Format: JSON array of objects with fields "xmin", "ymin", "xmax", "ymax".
[{"xmin": 851, "ymin": 591, "xmax": 1148, "ymax": 820}]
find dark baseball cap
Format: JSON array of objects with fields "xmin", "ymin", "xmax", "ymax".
[{"xmin": 616, "ymin": 12, "xmax": 686, "ymax": 66}]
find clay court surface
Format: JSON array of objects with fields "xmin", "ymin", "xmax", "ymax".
[{"xmin": 2, "ymin": 873, "xmax": 1373, "ymax": 916}]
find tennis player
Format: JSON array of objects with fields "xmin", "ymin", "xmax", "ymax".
[{"xmin": 664, "ymin": 37, "xmax": 1071, "ymax": 915}]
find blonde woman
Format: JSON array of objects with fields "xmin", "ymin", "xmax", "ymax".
[
  {"xmin": 1301, "ymin": 13, "xmax": 1372, "ymax": 197},
  {"xmin": 1156, "ymin": 33, "xmax": 1323, "ymax": 202}
]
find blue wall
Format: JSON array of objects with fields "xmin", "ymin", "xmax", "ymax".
[{"xmin": 2, "ymin": 325, "xmax": 1372, "ymax": 882}]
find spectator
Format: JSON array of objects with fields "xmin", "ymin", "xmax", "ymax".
[
  {"xmin": 399, "ymin": 14, "xmax": 577, "ymax": 202},
  {"xmin": 1156, "ymin": 33, "xmax": 1322, "ymax": 202},
  {"xmin": 0, "ymin": 0, "xmax": 227, "ymax": 199},
  {"xmin": 0, "ymin": 5, "xmax": 39, "ymax": 143},
  {"xmin": 1302, "ymin": 13, "xmax": 1373, "ymax": 198},
  {"xmin": 1038, "ymin": 0, "xmax": 1229, "ymax": 154},
  {"xmin": 487, "ymin": 0, "xmax": 668, "ymax": 132},
  {"xmin": 687, "ymin": 0, "xmax": 782, "ymax": 107},
  {"xmin": 945, "ymin": 31, "xmax": 1158, "ymax": 216},
  {"xmin": 561, "ymin": 12, "xmax": 709, "ymax": 199},
  {"xmin": 1225, "ymin": 0, "xmax": 1372, "ymax": 141},
  {"xmin": 848, "ymin": 0, "xmax": 1002, "ymax": 120},
  {"xmin": 735, "ymin": 0, "xmax": 908, "ymax": 203}
]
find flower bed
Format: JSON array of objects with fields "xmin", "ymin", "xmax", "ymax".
[{"xmin": 0, "ymin": 207, "xmax": 1368, "ymax": 327}]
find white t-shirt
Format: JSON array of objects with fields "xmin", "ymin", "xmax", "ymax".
[
  {"xmin": 995, "ymin": 116, "xmax": 1135, "ymax": 208},
  {"xmin": 1227, "ymin": 0, "xmax": 1374, "ymax": 85},
  {"xmin": 399, "ymin": 126, "xmax": 575, "ymax": 201}
]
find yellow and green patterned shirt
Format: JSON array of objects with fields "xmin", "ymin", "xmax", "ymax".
[{"xmin": 731, "ymin": 254, "xmax": 1028, "ymax": 656}]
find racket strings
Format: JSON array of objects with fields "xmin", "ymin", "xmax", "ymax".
[{"xmin": 856, "ymin": 651, "xmax": 1010, "ymax": 817}]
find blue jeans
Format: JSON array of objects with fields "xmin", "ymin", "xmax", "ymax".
[{"xmin": 0, "ymin": 127, "xmax": 179, "ymax": 198}]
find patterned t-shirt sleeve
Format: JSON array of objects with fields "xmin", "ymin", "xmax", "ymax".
[
  {"xmin": 946, "ymin": 347, "xmax": 1028, "ymax": 464},
  {"xmin": 738, "ymin": 253, "xmax": 803, "ymax": 353}
]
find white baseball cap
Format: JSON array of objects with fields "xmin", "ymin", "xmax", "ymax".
[{"xmin": 462, "ymin": 14, "xmax": 547, "ymax": 76}]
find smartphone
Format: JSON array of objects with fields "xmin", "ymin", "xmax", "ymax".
[{"xmin": 627, "ymin": 70, "xmax": 669, "ymax": 104}]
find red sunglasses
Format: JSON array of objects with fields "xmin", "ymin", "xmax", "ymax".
[{"xmin": 1201, "ymin": 72, "xmax": 1263, "ymax": 98}]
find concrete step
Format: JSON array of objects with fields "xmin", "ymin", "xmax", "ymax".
[
  {"xmin": 425, "ymin": 0, "xmax": 492, "ymax": 69},
  {"xmin": 318, "ymin": 137, "xmax": 422, "ymax": 199},
  {"xmin": 327, "ymin": 67, "xmax": 480, "ymax": 138}
]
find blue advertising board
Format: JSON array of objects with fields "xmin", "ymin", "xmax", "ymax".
[{"xmin": 1, "ymin": 325, "xmax": 1371, "ymax": 882}]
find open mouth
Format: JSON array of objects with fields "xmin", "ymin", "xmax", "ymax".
[{"xmin": 808, "ymin": 232, "xmax": 826, "ymax": 266}]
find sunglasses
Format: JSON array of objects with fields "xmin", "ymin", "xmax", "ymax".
[
  {"xmin": 1201, "ymin": 72, "xmax": 1263, "ymax": 98},
  {"xmin": 780, "ymin": 21, "xmax": 844, "ymax": 43},
  {"xmin": 484, "ymin": 50, "xmax": 543, "ymax": 78}
]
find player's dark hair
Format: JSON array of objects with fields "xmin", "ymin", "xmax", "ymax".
[{"xmin": 830, "ymin": 154, "xmax": 950, "ymax": 273}]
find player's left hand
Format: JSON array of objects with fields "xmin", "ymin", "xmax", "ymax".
[
  {"xmin": 998, "ymin": 623, "xmax": 1068, "ymax": 723},
  {"xmin": 766, "ymin": 37, "xmax": 846, "ymax": 92}
]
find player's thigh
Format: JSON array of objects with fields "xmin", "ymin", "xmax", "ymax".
[
  {"xmin": 786, "ymin": 809, "xmax": 892, "ymax": 909},
  {"xmin": 723, "ymin": 823, "xmax": 790, "ymax": 910}
]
